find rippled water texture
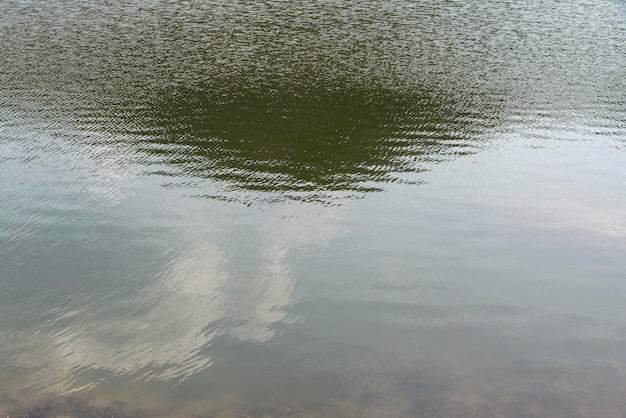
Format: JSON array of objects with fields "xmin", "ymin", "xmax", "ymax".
[{"xmin": 1, "ymin": 0, "xmax": 625, "ymax": 416}]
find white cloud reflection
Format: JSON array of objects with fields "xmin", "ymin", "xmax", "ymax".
[
  {"xmin": 11, "ymin": 195, "xmax": 346, "ymax": 392},
  {"xmin": 0, "ymin": 103, "xmax": 349, "ymax": 394}
]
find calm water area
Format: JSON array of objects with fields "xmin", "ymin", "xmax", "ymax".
[{"xmin": 1, "ymin": 0, "xmax": 625, "ymax": 416}]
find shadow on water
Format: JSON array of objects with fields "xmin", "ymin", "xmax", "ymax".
[{"xmin": 133, "ymin": 82, "xmax": 488, "ymax": 203}]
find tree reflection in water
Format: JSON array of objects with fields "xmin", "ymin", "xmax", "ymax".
[{"xmin": 136, "ymin": 82, "xmax": 485, "ymax": 202}]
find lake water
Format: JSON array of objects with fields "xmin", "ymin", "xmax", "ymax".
[{"xmin": 1, "ymin": 0, "xmax": 625, "ymax": 416}]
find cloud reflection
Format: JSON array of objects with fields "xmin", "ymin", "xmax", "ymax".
[{"xmin": 2, "ymin": 193, "xmax": 345, "ymax": 391}]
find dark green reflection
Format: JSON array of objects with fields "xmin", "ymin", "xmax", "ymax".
[
  {"xmin": 139, "ymin": 83, "xmax": 483, "ymax": 200},
  {"xmin": 0, "ymin": 0, "xmax": 495, "ymax": 203}
]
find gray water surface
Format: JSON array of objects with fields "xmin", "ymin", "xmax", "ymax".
[{"xmin": 1, "ymin": 1, "xmax": 625, "ymax": 416}]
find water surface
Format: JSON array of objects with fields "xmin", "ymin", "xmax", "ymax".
[{"xmin": 1, "ymin": 0, "xmax": 625, "ymax": 416}]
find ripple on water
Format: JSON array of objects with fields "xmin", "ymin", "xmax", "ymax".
[{"xmin": 1, "ymin": 0, "xmax": 625, "ymax": 417}]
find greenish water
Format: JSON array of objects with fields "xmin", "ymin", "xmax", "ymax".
[{"xmin": 1, "ymin": 0, "xmax": 625, "ymax": 416}]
